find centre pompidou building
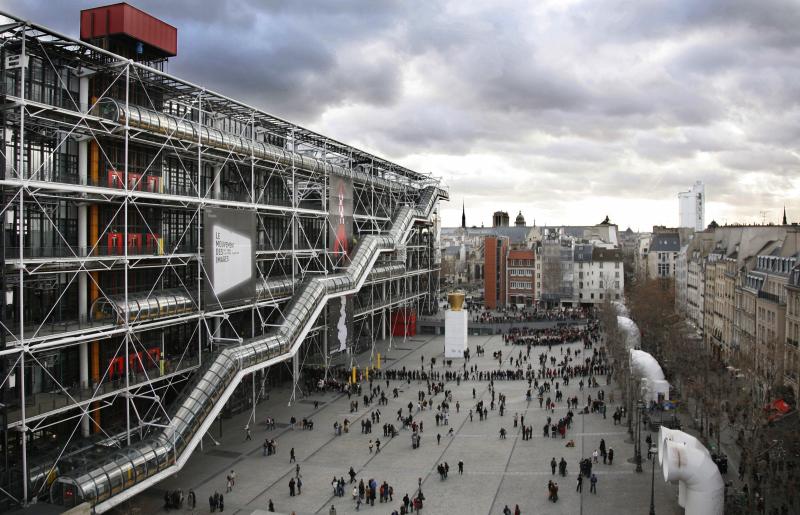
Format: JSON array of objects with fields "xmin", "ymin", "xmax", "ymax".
[{"xmin": 0, "ymin": 4, "xmax": 446, "ymax": 511}]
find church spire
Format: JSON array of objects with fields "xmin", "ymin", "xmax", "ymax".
[
  {"xmin": 783, "ymin": 206, "xmax": 788, "ymax": 225},
  {"xmin": 461, "ymin": 199, "xmax": 466, "ymax": 229}
]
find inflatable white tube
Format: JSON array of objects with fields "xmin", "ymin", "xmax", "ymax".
[
  {"xmin": 661, "ymin": 438, "xmax": 724, "ymax": 515},
  {"xmin": 617, "ymin": 315, "xmax": 641, "ymax": 349},
  {"xmin": 629, "ymin": 349, "xmax": 670, "ymax": 402},
  {"xmin": 612, "ymin": 300, "xmax": 629, "ymax": 317},
  {"xmin": 659, "ymin": 427, "xmax": 702, "ymax": 507}
]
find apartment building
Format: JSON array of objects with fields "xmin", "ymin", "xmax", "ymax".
[
  {"xmin": 785, "ymin": 266, "xmax": 800, "ymax": 400},
  {"xmin": 574, "ymin": 246, "xmax": 624, "ymax": 305},
  {"xmin": 677, "ymin": 224, "xmax": 800, "ymax": 403}
]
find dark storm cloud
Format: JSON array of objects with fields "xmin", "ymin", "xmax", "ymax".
[{"xmin": 3, "ymin": 0, "xmax": 799, "ymax": 227}]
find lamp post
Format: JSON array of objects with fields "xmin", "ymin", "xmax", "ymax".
[
  {"xmin": 635, "ymin": 400, "xmax": 643, "ymax": 473},
  {"xmin": 649, "ymin": 439, "xmax": 656, "ymax": 514},
  {"xmin": 627, "ymin": 374, "xmax": 633, "ymax": 437}
]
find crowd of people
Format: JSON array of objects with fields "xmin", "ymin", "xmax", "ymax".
[
  {"xmin": 468, "ymin": 305, "xmax": 592, "ymax": 324},
  {"xmin": 194, "ymin": 309, "xmax": 635, "ymax": 514}
]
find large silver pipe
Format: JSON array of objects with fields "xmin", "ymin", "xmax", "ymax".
[
  {"xmin": 97, "ymin": 264, "xmax": 408, "ymax": 323},
  {"xmin": 98, "ymin": 99, "xmax": 412, "ymax": 192},
  {"xmin": 53, "ymin": 186, "xmax": 444, "ymax": 511}
]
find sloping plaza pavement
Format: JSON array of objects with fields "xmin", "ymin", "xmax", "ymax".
[{"xmin": 121, "ymin": 332, "xmax": 682, "ymax": 515}]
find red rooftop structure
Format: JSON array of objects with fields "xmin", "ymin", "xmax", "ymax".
[{"xmin": 80, "ymin": 2, "xmax": 177, "ymax": 59}]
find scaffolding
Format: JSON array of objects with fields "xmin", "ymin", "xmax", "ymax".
[{"xmin": 0, "ymin": 10, "xmax": 447, "ymax": 511}]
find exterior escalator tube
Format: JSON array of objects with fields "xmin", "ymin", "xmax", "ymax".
[
  {"xmin": 98, "ymin": 100, "xmax": 413, "ymax": 193},
  {"xmin": 53, "ymin": 186, "xmax": 444, "ymax": 512}
]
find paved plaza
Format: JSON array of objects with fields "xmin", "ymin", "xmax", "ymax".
[{"xmin": 121, "ymin": 332, "xmax": 682, "ymax": 515}]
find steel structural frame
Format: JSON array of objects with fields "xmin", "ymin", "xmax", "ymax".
[{"xmin": 0, "ymin": 11, "xmax": 446, "ymax": 508}]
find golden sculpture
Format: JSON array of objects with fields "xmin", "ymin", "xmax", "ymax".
[{"xmin": 447, "ymin": 291, "xmax": 465, "ymax": 311}]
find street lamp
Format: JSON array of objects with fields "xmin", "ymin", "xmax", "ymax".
[
  {"xmin": 635, "ymin": 400, "xmax": 644, "ymax": 473},
  {"xmin": 627, "ymin": 374, "xmax": 634, "ymax": 437},
  {"xmin": 649, "ymin": 440, "xmax": 656, "ymax": 514}
]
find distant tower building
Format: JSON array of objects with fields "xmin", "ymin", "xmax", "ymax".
[
  {"xmin": 461, "ymin": 200, "xmax": 466, "ymax": 229},
  {"xmin": 492, "ymin": 211, "xmax": 510, "ymax": 228},
  {"xmin": 783, "ymin": 206, "xmax": 788, "ymax": 225},
  {"xmin": 678, "ymin": 181, "xmax": 705, "ymax": 231},
  {"xmin": 515, "ymin": 211, "xmax": 526, "ymax": 227}
]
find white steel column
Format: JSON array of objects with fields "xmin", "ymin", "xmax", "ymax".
[
  {"xmin": 289, "ymin": 351, "xmax": 299, "ymax": 406},
  {"xmin": 196, "ymin": 90, "xmax": 204, "ymax": 367},
  {"xmin": 251, "ymin": 373, "xmax": 256, "ymax": 426},
  {"xmin": 77, "ymin": 74, "xmax": 90, "ymax": 437},
  {"xmin": 212, "ymin": 163, "xmax": 222, "ymax": 200},
  {"xmin": 123, "ymin": 62, "xmax": 131, "ymax": 446},
  {"xmin": 18, "ymin": 25, "xmax": 28, "ymax": 506},
  {"xmin": 322, "ymin": 321, "xmax": 329, "ymax": 381},
  {"xmin": 382, "ymin": 282, "xmax": 387, "ymax": 341}
]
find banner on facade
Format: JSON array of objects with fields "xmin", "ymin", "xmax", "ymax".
[
  {"xmin": 203, "ymin": 208, "xmax": 256, "ymax": 306},
  {"xmin": 327, "ymin": 296, "xmax": 354, "ymax": 354},
  {"xmin": 329, "ymin": 175, "xmax": 354, "ymax": 268}
]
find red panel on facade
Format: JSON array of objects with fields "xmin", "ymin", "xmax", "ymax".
[
  {"xmin": 391, "ymin": 308, "xmax": 417, "ymax": 337},
  {"xmin": 80, "ymin": 3, "xmax": 177, "ymax": 57}
]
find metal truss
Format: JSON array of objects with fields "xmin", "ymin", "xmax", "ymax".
[{"xmin": 0, "ymin": 10, "xmax": 447, "ymax": 510}]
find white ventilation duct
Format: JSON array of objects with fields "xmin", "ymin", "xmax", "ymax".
[
  {"xmin": 659, "ymin": 427, "xmax": 724, "ymax": 515},
  {"xmin": 658, "ymin": 427, "xmax": 700, "ymax": 507},
  {"xmin": 629, "ymin": 349, "xmax": 670, "ymax": 402},
  {"xmin": 617, "ymin": 315, "xmax": 641, "ymax": 349},
  {"xmin": 612, "ymin": 300, "xmax": 629, "ymax": 317}
]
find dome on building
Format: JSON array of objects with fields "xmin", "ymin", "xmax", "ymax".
[{"xmin": 515, "ymin": 211, "xmax": 526, "ymax": 227}]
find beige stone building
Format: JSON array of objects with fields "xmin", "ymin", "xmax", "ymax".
[
  {"xmin": 785, "ymin": 266, "xmax": 800, "ymax": 401},
  {"xmin": 676, "ymin": 224, "xmax": 800, "ymax": 402}
]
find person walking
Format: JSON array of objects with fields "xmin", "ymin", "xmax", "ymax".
[
  {"xmin": 576, "ymin": 474, "xmax": 583, "ymax": 492},
  {"xmin": 369, "ymin": 440, "xmax": 374, "ymax": 453},
  {"xmin": 329, "ymin": 505, "xmax": 337, "ymax": 515},
  {"xmin": 188, "ymin": 489, "xmax": 196, "ymax": 509},
  {"xmin": 268, "ymin": 499, "xmax": 275, "ymax": 512},
  {"xmin": 551, "ymin": 457, "xmax": 557, "ymax": 475},
  {"xmin": 437, "ymin": 433, "xmax": 441, "ymax": 445},
  {"xmin": 458, "ymin": 460, "xmax": 464, "ymax": 475},
  {"xmin": 290, "ymin": 447, "xmax": 296, "ymax": 463},
  {"xmin": 289, "ymin": 477, "xmax": 296, "ymax": 497},
  {"xmin": 608, "ymin": 448, "xmax": 614, "ymax": 465},
  {"xmin": 219, "ymin": 493, "xmax": 224, "ymax": 512},
  {"xmin": 245, "ymin": 424, "xmax": 252, "ymax": 441},
  {"xmin": 297, "ymin": 476, "xmax": 303, "ymax": 495},
  {"xmin": 590, "ymin": 473, "xmax": 597, "ymax": 494}
]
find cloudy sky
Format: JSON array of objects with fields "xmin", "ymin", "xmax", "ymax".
[{"xmin": 5, "ymin": 0, "xmax": 800, "ymax": 229}]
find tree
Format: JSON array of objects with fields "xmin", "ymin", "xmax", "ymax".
[{"xmin": 626, "ymin": 278, "xmax": 676, "ymax": 363}]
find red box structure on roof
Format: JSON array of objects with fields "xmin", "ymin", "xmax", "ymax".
[{"xmin": 80, "ymin": 2, "xmax": 177, "ymax": 57}]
